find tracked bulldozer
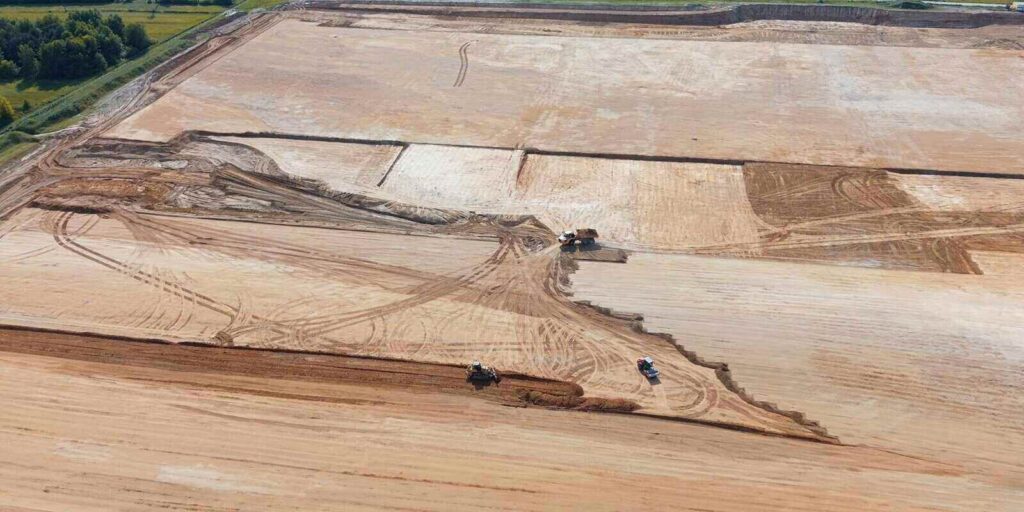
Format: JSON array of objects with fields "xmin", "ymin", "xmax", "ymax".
[{"xmin": 466, "ymin": 361, "xmax": 500, "ymax": 383}]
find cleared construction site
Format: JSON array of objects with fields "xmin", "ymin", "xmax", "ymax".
[{"xmin": 0, "ymin": 2, "xmax": 1022, "ymax": 510}]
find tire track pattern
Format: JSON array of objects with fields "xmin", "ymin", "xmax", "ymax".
[
  {"xmin": 453, "ymin": 41, "xmax": 472, "ymax": 88},
  {"xmin": 29, "ymin": 206, "xmax": 825, "ymax": 439}
]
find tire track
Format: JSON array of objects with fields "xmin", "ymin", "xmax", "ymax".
[{"xmin": 453, "ymin": 41, "xmax": 472, "ymax": 88}]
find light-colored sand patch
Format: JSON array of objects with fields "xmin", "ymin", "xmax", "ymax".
[
  {"xmin": 970, "ymin": 250, "xmax": 1024, "ymax": 279},
  {"xmin": 216, "ymin": 137, "xmax": 400, "ymax": 194},
  {"xmin": 572, "ymin": 252, "xmax": 1024, "ymax": 476},
  {"xmin": 106, "ymin": 19, "xmax": 1024, "ymax": 173},
  {"xmin": 380, "ymin": 144, "xmax": 521, "ymax": 210},
  {"xmin": 893, "ymin": 173, "xmax": 1024, "ymax": 211},
  {"xmin": 157, "ymin": 465, "xmax": 272, "ymax": 494},
  {"xmin": 54, "ymin": 441, "xmax": 112, "ymax": 463},
  {"xmin": 515, "ymin": 155, "xmax": 762, "ymax": 251}
]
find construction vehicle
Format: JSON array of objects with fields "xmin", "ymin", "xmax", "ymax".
[
  {"xmin": 636, "ymin": 357, "xmax": 660, "ymax": 379},
  {"xmin": 466, "ymin": 361, "xmax": 500, "ymax": 383},
  {"xmin": 558, "ymin": 228, "xmax": 599, "ymax": 247}
]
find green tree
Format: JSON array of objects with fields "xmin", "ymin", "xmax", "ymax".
[
  {"xmin": 96, "ymin": 26, "xmax": 125, "ymax": 65},
  {"xmin": 0, "ymin": 96, "xmax": 15, "ymax": 126},
  {"xmin": 0, "ymin": 59, "xmax": 18, "ymax": 80},
  {"xmin": 105, "ymin": 14, "xmax": 125, "ymax": 39},
  {"xmin": 124, "ymin": 23, "xmax": 152, "ymax": 57},
  {"xmin": 20, "ymin": 100, "xmax": 30, "ymax": 112},
  {"xmin": 17, "ymin": 44, "xmax": 39, "ymax": 79}
]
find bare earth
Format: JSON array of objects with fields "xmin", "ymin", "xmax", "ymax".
[
  {"xmin": 108, "ymin": 18, "xmax": 1024, "ymax": 173},
  {"xmin": 1, "ymin": 6, "xmax": 1023, "ymax": 510},
  {"xmin": 4, "ymin": 343, "xmax": 1014, "ymax": 511}
]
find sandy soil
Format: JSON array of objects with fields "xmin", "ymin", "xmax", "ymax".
[
  {"xmin": 970, "ymin": 250, "xmax": 1024, "ymax": 278},
  {"xmin": 380, "ymin": 144, "xmax": 522, "ymax": 209},
  {"xmin": 572, "ymin": 252, "xmax": 1024, "ymax": 481},
  {"xmin": 107, "ymin": 18, "xmax": 1024, "ymax": 173},
  {"xmin": 248, "ymin": 140, "xmax": 767, "ymax": 252},
  {"xmin": 515, "ymin": 156, "xmax": 764, "ymax": 251},
  {"xmin": 205, "ymin": 138, "xmax": 1024, "ymax": 269},
  {"xmin": 3, "ymin": 8, "xmax": 1024, "ymax": 509},
  {"xmin": 893, "ymin": 173, "xmax": 1024, "ymax": 212},
  {"xmin": 0, "ymin": 207, "xmax": 820, "ymax": 437},
  {"xmin": 216, "ymin": 136, "xmax": 401, "ymax": 194},
  {"xmin": 4, "ymin": 347, "xmax": 1015, "ymax": 511}
]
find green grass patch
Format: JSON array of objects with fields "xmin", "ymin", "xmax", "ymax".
[
  {"xmin": 0, "ymin": 130, "xmax": 38, "ymax": 165},
  {"xmin": 0, "ymin": 3, "xmax": 224, "ymax": 42},
  {"xmin": 0, "ymin": 78, "xmax": 84, "ymax": 117},
  {"xmin": 235, "ymin": 0, "xmax": 288, "ymax": 11}
]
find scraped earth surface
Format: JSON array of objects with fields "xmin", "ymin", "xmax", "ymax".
[
  {"xmin": 108, "ymin": 17, "xmax": 1024, "ymax": 174},
  {"xmin": 1, "ymin": 6, "xmax": 1023, "ymax": 510}
]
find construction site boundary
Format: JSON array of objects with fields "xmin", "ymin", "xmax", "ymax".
[{"xmin": 301, "ymin": 1, "xmax": 1024, "ymax": 28}]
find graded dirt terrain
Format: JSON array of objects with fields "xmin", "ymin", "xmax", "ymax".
[
  {"xmin": 108, "ymin": 17, "xmax": 1024, "ymax": 173},
  {"xmin": 572, "ymin": 252, "xmax": 1024, "ymax": 478},
  {"xmin": 5, "ymin": 344, "xmax": 1016, "ymax": 511},
  {"xmin": 0, "ymin": 207, "xmax": 818, "ymax": 437},
  {"xmin": 216, "ymin": 136, "xmax": 401, "ymax": 195},
  {"xmin": 1, "ymin": 4, "xmax": 1023, "ymax": 510}
]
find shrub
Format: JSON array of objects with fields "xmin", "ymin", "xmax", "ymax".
[
  {"xmin": 124, "ymin": 23, "xmax": 152, "ymax": 57},
  {"xmin": 0, "ymin": 96, "xmax": 15, "ymax": 126},
  {"xmin": 0, "ymin": 59, "xmax": 18, "ymax": 80}
]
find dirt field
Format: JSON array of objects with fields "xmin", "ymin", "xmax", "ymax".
[
  {"xmin": 2, "ymin": 5, "xmax": 1024, "ymax": 510},
  {"xmin": 381, "ymin": 144, "xmax": 522, "ymax": 209},
  {"xmin": 216, "ymin": 136, "xmax": 401, "ymax": 195},
  {"xmin": 572, "ymin": 253, "xmax": 1024, "ymax": 481},
  {"xmin": 0, "ymin": 207, "xmax": 823, "ymax": 437},
  {"xmin": 5, "ymin": 343, "xmax": 1016, "ymax": 511},
  {"xmin": 107, "ymin": 17, "xmax": 1024, "ymax": 173}
]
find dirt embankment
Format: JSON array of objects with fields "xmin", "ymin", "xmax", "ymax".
[
  {"xmin": 0, "ymin": 326, "xmax": 639, "ymax": 413},
  {"xmin": 311, "ymin": 1, "xmax": 1024, "ymax": 29}
]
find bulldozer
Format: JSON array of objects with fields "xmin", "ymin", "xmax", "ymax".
[
  {"xmin": 466, "ymin": 361, "xmax": 500, "ymax": 383},
  {"xmin": 558, "ymin": 228, "xmax": 598, "ymax": 247}
]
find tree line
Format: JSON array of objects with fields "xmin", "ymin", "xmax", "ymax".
[{"xmin": 0, "ymin": 10, "xmax": 153, "ymax": 82}]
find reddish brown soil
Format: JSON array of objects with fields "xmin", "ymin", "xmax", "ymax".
[
  {"xmin": 0, "ymin": 327, "xmax": 590, "ymax": 408},
  {"xmin": 733, "ymin": 163, "xmax": 1024, "ymax": 273}
]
